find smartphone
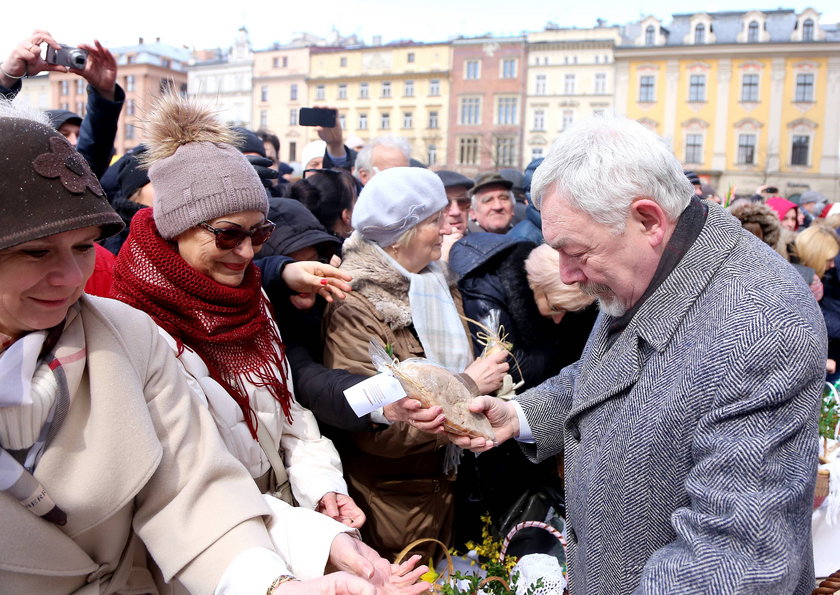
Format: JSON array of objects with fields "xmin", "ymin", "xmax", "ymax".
[{"xmin": 299, "ymin": 107, "xmax": 337, "ymax": 128}]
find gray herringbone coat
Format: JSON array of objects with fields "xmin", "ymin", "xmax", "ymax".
[{"xmin": 517, "ymin": 202, "xmax": 826, "ymax": 594}]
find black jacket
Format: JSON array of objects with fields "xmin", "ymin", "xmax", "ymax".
[{"xmin": 449, "ymin": 232, "xmax": 597, "ymax": 391}]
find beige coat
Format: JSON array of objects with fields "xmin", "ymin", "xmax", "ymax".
[
  {"xmin": 322, "ymin": 233, "xmax": 474, "ymax": 561},
  {"xmin": 0, "ymin": 296, "xmax": 275, "ymax": 594}
]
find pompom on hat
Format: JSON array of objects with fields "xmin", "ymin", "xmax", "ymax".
[
  {"xmin": 352, "ymin": 166, "xmax": 448, "ymax": 247},
  {"xmin": 0, "ymin": 110, "xmax": 123, "ymax": 251},
  {"xmin": 141, "ymin": 95, "xmax": 268, "ymax": 239}
]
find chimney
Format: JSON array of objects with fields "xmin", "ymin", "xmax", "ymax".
[
  {"xmin": 139, "ymin": 37, "xmax": 144, "ymax": 44},
  {"xmin": 156, "ymin": 37, "xmax": 161, "ymax": 43}
]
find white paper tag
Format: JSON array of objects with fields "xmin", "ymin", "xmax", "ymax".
[{"xmin": 344, "ymin": 374, "xmax": 407, "ymax": 417}]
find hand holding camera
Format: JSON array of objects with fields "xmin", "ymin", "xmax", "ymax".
[{"xmin": 0, "ymin": 30, "xmax": 69, "ymax": 84}]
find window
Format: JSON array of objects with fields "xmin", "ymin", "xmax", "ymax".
[
  {"xmin": 272, "ymin": 57, "xmax": 279, "ymax": 68},
  {"xmin": 60, "ymin": 102, "xmax": 69, "ymax": 111},
  {"xmin": 564, "ymin": 74, "xmax": 575, "ymax": 95},
  {"xmin": 159, "ymin": 79, "xmax": 172, "ymax": 95},
  {"xmin": 533, "ymin": 109, "xmax": 545, "ymax": 130},
  {"xmin": 497, "ymin": 97, "xmax": 518, "ymax": 125},
  {"xmin": 428, "ymin": 111, "xmax": 438, "ymax": 129},
  {"xmin": 595, "ymin": 56, "xmax": 600, "ymax": 64},
  {"xmin": 315, "ymin": 85, "xmax": 325, "ymax": 100},
  {"xmin": 593, "ymin": 109, "xmax": 605, "ymax": 117},
  {"xmin": 685, "ymin": 133, "xmax": 703, "ymax": 163},
  {"xmin": 340, "ymin": 56, "xmax": 347, "ymax": 67},
  {"xmin": 126, "ymin": 75, "xmax": 135, "ymax": 92},
  {"xmin": 76, "ymin": 101, "xmax": 84, "ymax": 115},
  {"xmin": 339, "ymin": 114, "xmax": 346, "ymax": 129},
  {"xmin": 338, "ymin": 84, "xmax": 347, "ymax": 99},
  {"xmin": 407, "ymin": 52, "xmax": 415, "ymax": 63},
  {"xmin": 803, "ymin": 19, "xmax": 814, "ymax": 41},
  {"xmin": 795, "ymin": 73, "xmax": 814, "ymax": 102},
  {"xmin": 791, "ymin": 135, "xmax": 810, "ymax": 165},
  {"xmin": 645, "ymin": 25, "xmax": 656, "ymax": 46},
  {"xmin": 289, "ymin": 109, "xmax": 298, "ymax": 126},
  {"xmin": 60, "ymin": 80, "xmax": 69, "ymax": 96},
  {"xmin": 737, "ymin": 134, "xmax": 756, "ymax": 164},
  {"xmin": 161, "ymin": 59, "xmax": 171, "ymax": 69},
  {"xmin": 127, "ymin": 99, "xmax": 135, "ymax": 116},
  {"xmin": 459, "ymin": 137, "xmax": 479, "ymax": 165},
  {"xmin": 429, "ymin": 79, "xmax": 440, "ymax": 96},
  {"xmin": 260, "ymin": 85, "xmax": 268, "ymax": 102},
  {"xmin": 639, "ymin": 75, "xmax": 655, "ymax": 102},
  {"xmin": 381, "ymin": 81, "xmax": 391, "ymax": 97},
  {"xmin": 402, "ymin": 112, "xmax": 413, "ymax": 129},
  {"xmin": 125, "ymin": 123, "xmax": 135, "ymax": 140},
  {"xmin": 404, "ymin": 81, "xmax": 414, "ymax": 97},
  {"xmin": 282, "ymin": 56, "xmax": 288, "ymax": 67},
  {"xmin": 501, "ymin": 59, "xmax": 517, "ymax": 79},
  {"xmin": 290, "ymin": 84, "xmax": 298, "ymax": 101},
  {"xmin": 360, "ymin": 82, "xmax": 369, "ymax": 98},
  {"xmin": 594, "ymin": 73, "xmax": 606, "ymax": 95},
  {"xmin": 495, "ymin": 137, "xmax": 516, "ymax": 167},
  {"xmin": 76, "ymin": 79, "xmax": 85, "ymax": 94},
  {"xmin": 358, "ymin": 113, "xmax": 368, "ymax": 130},
  {"xmin": 258, "ymin": 110, "xmax": 268, "ymax": 128},
  {"xmin": 562, "ymin": 110, "xmax": 573, "ymax": 130},
  {"xmin": 741, "ymin": 74, "xmax": 759, "ymax": 102},
  {"xmin": 427, "ymin": 144, "xmax": 437, "ymax": 166},
  {"xmin": 748, "ymin": 21, "xmax": 760, "ymax": 42},
  {"xmin": 689, "ymin": 74, "xmax": 706, "ymax": 102},
  {"xmin": 465, "ymin": 60, "xmax": 480, "ymax": 80},
  {"xmin": 531, "ymin": 147, "xmax": 544, "ymax": 161},
  {"xmin": 380, "ymin": 112, "xmax": 390, "ymax": 129},
  {"xmin": 460, "ymin": 97, "xmax": 481, "ymax": 125},
  {"xmin": 288, "ymin": 141, "xmax": 296, "ymax": 162},
  {"xmin": 694, "ymin": 23, "xmax": 706, "ymax": 44},
  {"xmin": 180, "ymin": 83, "xmax": 188, "ymax": 98},
  {"xmin": 535, "ymin": 74, "xmax": 547, "ymax": 95}
]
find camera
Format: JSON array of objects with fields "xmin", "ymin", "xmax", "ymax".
[{"xmin": 45, "ymin": 45, "xmax": 88, "ymax": 70}]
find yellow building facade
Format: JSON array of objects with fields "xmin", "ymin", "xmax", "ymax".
[
  {"xmin": 616, "ymin": 9, "xmax": 840, "ymax": 200},
  {"xmin": 307, "ymin": 43, "xmax": 451, "ymax": 167}
]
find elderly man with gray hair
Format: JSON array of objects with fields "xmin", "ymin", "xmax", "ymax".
[
  {"xmin": 354, "ymin": 136, "xmax": 411, "ymax": 185},
  {"xmin": 414, "ymin": 116, "xmax": 827, "ymax": 594}
]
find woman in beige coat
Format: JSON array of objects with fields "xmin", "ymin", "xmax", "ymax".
[
  {"xmin": 323, "ymin": 167, "xmax": 509, "ymax": 561},
  {"xmin": 0, "ymin": 101, "xmax": 427, "ymax": 594}
]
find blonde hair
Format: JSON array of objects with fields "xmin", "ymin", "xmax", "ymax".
[
  {"xmin": 794, "ymin": 225, "xmax": 840, "ymax": 278},
  {"xmin": 524, "ymin": 244, "xmax": 595, "ymax": 312}
]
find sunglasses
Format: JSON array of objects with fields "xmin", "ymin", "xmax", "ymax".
[{"xmin": 199, "ymin": 220, "xmax": 276, "ymax": 250}]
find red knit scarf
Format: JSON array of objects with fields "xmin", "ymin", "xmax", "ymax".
[{"xmin": 111, "ymin": 208, "xmax": 293, "ymax": 438}]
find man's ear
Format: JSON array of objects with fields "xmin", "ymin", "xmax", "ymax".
[
  {"xmin": 341, "ymin": 208, "xmax": 351, "ymax": 226},
  {"xmin": 630, "ymin": 199, "xmax": 669, "ymax": 247}
]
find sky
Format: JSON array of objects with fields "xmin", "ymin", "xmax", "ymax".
[{"xmin": 3, "ymin": 0, "xmax": 839, "ymax": 58}]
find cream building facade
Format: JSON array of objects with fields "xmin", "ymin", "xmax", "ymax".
[{"xmin": 524, "ymin": 26, "xmax": 620, "ymax": 164}]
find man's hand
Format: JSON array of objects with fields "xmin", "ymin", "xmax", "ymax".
[
  {"xmin": 315, "ymin": 105, "xmax": 346, "ymax": 158},
  {"xmin": 281, "ymin": 260, "xmax": 352, "ymax": 302},
  {"xmin": 463, "ymin": 351, "xmax": 510, "ymax": 395},
  {"xmin": 1, "ymin": 30, "xmax": 66, "ymax": 87},
  {"xmin": 447, "ymin": 396, "xmax": 519, "ymax": 452},
  {"xmin": 71, "ymin": 40, "xmax": 117, "ymax": 100},
  {"xmin": 317, "ymin": 492, "xmax": 366, "ymax": 528},
  {"xmin": 326, "ymin": 537, "xmax": 429, "ymax": 593}
]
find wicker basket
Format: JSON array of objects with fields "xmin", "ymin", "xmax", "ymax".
[
  {"xmin": 815, "ymin": 468, "xmax": 831, "ymax": 509},
  {"xmin": 499, "ymin": 520, "xmax": 567, "ymax": 565}
]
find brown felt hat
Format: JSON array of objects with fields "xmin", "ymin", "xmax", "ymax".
[
  {"xmin": 469, "ymin": 171, "xmax": 514, "ymax": 197},
  {"xmin": 0, "ymin": 116, "xmax": 124, "ymax": 250}
]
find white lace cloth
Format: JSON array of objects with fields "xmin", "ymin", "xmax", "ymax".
[{"xmin": 512, "ymin": 553, "xmax": 567, "ymax": 594}]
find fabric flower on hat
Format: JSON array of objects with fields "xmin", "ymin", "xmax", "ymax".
[{"xmin": 32, "ymin": 136, "xmax": 105, "ymax": 197}]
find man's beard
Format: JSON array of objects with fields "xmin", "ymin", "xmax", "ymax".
[{"xmin": 580, "ymin": 282, "xmax": 628, "ymax": 317}]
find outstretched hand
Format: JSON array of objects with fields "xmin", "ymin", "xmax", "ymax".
[
  {"xmin": 446, "ymin": 396, "xmax": 519, "ymax": 453},
  {"xmin": 72, "ymin": 40, "xmax": 117, "ymax": 100},
  {"xmin": 318, "ymin": 492, "xmax": 366, "ymax": 528},
  {"xmin": 1, "ymin": 30, "xmax": 66, "ymax": 86},
  {"xmin": 281, "ymin": 260, "xmax": 352, "ymax": 302}
]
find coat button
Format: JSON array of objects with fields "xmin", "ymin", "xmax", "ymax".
[{"xmin": 570, "ymin": 425, "xmax": 581, "ymax": 441}]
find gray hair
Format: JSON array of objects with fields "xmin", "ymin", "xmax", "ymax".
[
  {"xmin": 0, "ymin": 98, "xmax": 52, "ymax": 127},
  {"xmin": 355, "ymin": 135, "xmax": 411, "ymax": 175},
  {"xmin": 524, "ymin": 244, "xmax": 595, "ymax": 312},
  {"xmin": 531, "ymin": 116, "xmax": 693, "ymax": 230}
]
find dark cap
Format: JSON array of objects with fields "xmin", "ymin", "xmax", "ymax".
[
  {"xmin": 470, "ymin": 171, "xmax": 514, "ymax": 196},
  {"xmin": 794, "ymin": 190, "xmax": 827, "ymax": 206},
  {"xmin": 436, "ymin": 170, "xmax": 474, "ymax": 190},
  {"xmin": 683, "ymin": 170, "xmax": 701, "ymax": 186},
  {"xmin": 264, "ymin": 198, "xmax": 341, "ymax": 257},
  {"xmin": 232, "ymin": 126, "xmax": 267, "ymax": 158},
  {"xmin": 0, "ymin": 117, "xmax": 123, "ymax": 250},
  {"xmin": 498, "ymin": 168, "xmax": 525, "ymax": 192},
  {"xmin": 45, "ymin": 109, "xmax": 82, "ymax": 130}
]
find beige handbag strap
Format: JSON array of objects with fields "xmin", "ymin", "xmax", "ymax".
[{"xmin": 256, "ymin": 420, "xmax": 290, "ymax": 488}]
